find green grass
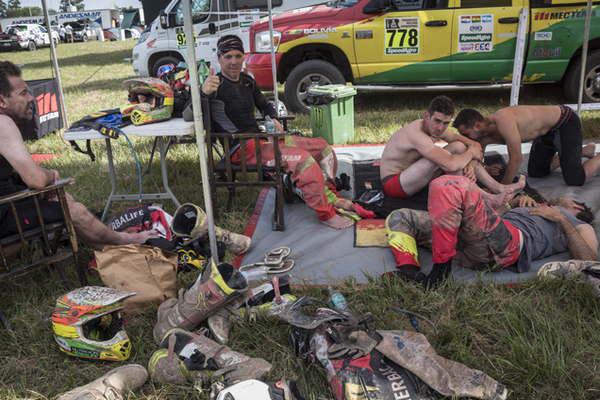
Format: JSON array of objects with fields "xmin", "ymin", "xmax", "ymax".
[{"xmin": 1, "ymin": 41, "xmax": 600, "ymax": 399}]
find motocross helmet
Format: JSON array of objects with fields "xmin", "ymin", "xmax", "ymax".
[
  {"xmin": 121, "ymin": 77, "xmax": 174, "ymax": 125},
  {"xmin": 52, "ymin": 286, "xmax": 135, "ymax": 361}
]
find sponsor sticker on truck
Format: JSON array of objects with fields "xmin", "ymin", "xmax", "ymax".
[
  {"xmin": 458, "ymin": 14, "xmax": 494, "ymax": 53},
  {"xmin": 384, "ymin": 17, "xmax": 419, "ymax": 55}
]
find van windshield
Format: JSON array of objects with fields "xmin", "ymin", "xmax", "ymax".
[
  {"xmin": 174, "ymin": 0, "xmax": 211, "ymax": 25},
  {"xmin": 328, "ymin": 0, "xmax": 359, "ymax": 7}
]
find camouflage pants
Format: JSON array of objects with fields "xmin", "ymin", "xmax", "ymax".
[{"xmin": 386, "ymin": 175, "xmax": 521, "ymax": 270}]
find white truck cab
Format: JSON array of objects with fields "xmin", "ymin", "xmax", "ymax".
[{"xmin": 132, "ymin": 0, "xmax": 325, "ymax": 77}]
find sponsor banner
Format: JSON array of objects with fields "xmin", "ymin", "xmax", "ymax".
[
  {"xmin": 534, "ymin": 31, "xmax": 553, "ymax": 41},
  {"xmin": 20, "ymin": 79, "xmax": 63, "ymax": 141},
  {"xmin": 384, "ymin": 17, "xmax": 420, "ymax": 55},
  {"xmin": 458, "ymin": 13, "xmax": 493, "ymax": 53}
]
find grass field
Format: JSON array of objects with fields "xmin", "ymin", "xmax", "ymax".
[{"xmin": 1, "ymin": 41, "xmax": 599, "ymax": 399}]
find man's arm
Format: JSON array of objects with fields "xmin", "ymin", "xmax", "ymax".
[
  {"xmin": 530, "ymin": 205, "xmax": 598, "ymax": 260},
  {"xmin": 412, "ymin": 132, "xmax": 475, "ymax": 172},
  {"xmin": 252, "ymin": 80, "xmax": 277, "ymax": 119},
  {"xmin": 441, "ymin": 130, "xmax": 483, "ymax": 159},
  {"xmin": 0, "ymin": 116, "xmax": 56, "ymax": 189},
  {"xmin": 495, "ymin": 115, "xmax": 523, "ymax": 184}
]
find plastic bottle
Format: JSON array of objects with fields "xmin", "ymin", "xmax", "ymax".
[
  {"xmin": 264, "ymin": 115, "xmax": 276, "ymax": 134},
  {"xmin": 197, "ymin": 59, "xmax": 210, "ymax": 85},
  {"xmin": 328, "ymin": 286, "xmax": 350, "ymax": 313}
]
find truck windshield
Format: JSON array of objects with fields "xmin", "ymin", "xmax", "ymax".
[
  {"xmin": 174, "ymin": 0, "xmax": 211, "ymax": 25},
  {"xmin": 328, "ymin": 0, "xmax": 359, "ymax": 7}
]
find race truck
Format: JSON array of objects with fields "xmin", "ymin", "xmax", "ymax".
[
  {"xmin": 131, "ymin": 0, "xmax": 327, "ymax": 77},
  {"xmin": 0, "ymin": 24, "xmax": 60, "ymax": 51},
  {"xmin": 245, "ymin": 0, "xmax": 600, "ymax": 113}
]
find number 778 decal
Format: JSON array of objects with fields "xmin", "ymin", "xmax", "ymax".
[{"xmin": 385, "ymin": 17, "xmax": 420, "ymax": 55}]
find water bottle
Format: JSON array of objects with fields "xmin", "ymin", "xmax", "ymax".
[
  {"xmin": 328, "ymin": 286, "xmax": 350, "ymax": 313},
  {"xmin": 197, "ymin": 59, "xmax": 210, "ymax": 85},
  {"xmin": 264, "ymin": 115, "xmax": 276, "ymax": 134}
]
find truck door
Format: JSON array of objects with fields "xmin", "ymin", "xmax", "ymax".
[
  {"xmin": 450, "ymin": 0, "xmax": 527, "ymax": 82},
  {"xmin": 353, "ymin": 0, "xmax": 456, "ymax": 84}
]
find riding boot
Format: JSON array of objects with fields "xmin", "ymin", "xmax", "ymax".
[
  {"xmin": 57, "ymin": 364, "xmax": 148, "ymax": 400},
  {"xmin": 153, "ymin": 261, "xmax": 248, "ymax": 344},
  {"xmin": 148, "ymin": 328, "xmax": 271, "ymax": 387},
  {"xmin": 207, "ymin": 307, "xmax": 235, "ymax": 345}
]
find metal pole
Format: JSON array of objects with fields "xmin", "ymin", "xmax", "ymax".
[
  {"xmin": 267, "ymin": 0, "xmax": 279, "ymax": 111},
  {"xmin": 510, "ymin": 7, "xmax": 529, "ymax": 106},
  {"xmin": 182, "ymin": 0, "xmax": 219, "ymax": 262},
  {"xmin": 576, "ymin": 0, "xmax": 593, "ymax": 116},
  {"xmin": 41, "ymin": 0, "xmax": 69, "ymax": 127}
]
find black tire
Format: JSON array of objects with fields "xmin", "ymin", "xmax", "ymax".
[
  {"xmin": 284, "ymin": 59, "xmax": 346, "ymax": 114},
  {"xmin": 563, "ymin": 49, "xmax": 600, "ymax": 103},
  {"xmin": 82, "ymin": 34, "xmax": 88, "ymax": 42},
  {"xmin": 53, "ymin": 37, "xmax": 59, "ymax": 46},
  {"xmin": 28, "ymin": 40, "xmax": 36, "ymax": 51},
  {"xmin": 152, "ymin": 55, "xmax": 182, "ymax": 77}
]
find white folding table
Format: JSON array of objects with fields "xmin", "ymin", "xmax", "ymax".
[{"xmin": 64, "ymin": 118, "xmax": 195, "ymax": 221}]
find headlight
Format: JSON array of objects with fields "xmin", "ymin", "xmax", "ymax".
[{"xmin": 254, "ymin": 30, "xmax": 281, "ymax": 53}]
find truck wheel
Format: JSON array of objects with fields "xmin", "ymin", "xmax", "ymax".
[
  {"xmin": 284, "ymin": 59, "xmax": 345, "ymax": 113},
  {"xmin": 28, "ymin": 40, "xmax": 36, "ymax": 51},
  {"xmin": 564, "ymin": 50, "xmax": 600, "ymax": 103},
  {"xmin": 152, "ymin": 55, "xmax": 182, "ymax": 77},
  {"xmin": 82, "ymin": 35, "xmax": 88, "ymax": 42}
]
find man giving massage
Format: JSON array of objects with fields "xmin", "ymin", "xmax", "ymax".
[
  {"xmin": 380, "ymin": 96, "xmax": 525, "ymax": 206},
  {"xmin": 453, "ymin": 105, "xmax": 600, "ymax": 186},
  {"xmin": 0, "ymin": 61, "xmax": 156, "ymax": 248},
  {"xmin": 384, "ymin": 175, "xmax": 597, "ymax": 287}
]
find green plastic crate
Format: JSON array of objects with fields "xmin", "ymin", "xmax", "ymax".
[{"xmin": 309, "ymin": 84, "xmax": 356, "ymax": 145}]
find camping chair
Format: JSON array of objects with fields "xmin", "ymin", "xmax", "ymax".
[
  {"xmin": 0, "ymin": 178, "xmax": 86, "ymax": 328},
  {"xmin": 205, "ymin": 104, "xmax": 291, "ymax": 231}
]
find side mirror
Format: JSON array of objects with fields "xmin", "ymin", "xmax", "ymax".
[
  {"xmin": 159, "ymin": 10, "xmax": 178, "ymax": 29},
  {"xmin": 208, "ymin": 22, "xmax": 216, "ymax": 35},
  {"xmin": 363, "ymin": 0, "xmax": 391, "ymax": 14}
]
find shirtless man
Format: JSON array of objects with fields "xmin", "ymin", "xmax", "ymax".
[
  {"xmin": 0, "ymin": 61, "xmax": 156, "ymax": 248},
  {"xmin": 453, "ymin": 105, "xmax": 600, "ymax": 186},
  {"xmin": 380, "ymin": 96, "xmax": 524, "ymax": 201}
]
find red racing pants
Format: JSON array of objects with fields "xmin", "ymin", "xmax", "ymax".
[
  {"xmin": 386, "ymin": 175, "xmax": 521, "ymax": 270},
  {"xmin": 231, "ymin": 135, "xmax": 337, "ymax": 221}
]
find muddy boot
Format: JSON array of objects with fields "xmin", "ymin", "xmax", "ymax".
[
  {"xmin": 207, "ymin": 307, "xmax": 235, "ymax": 345},
  {"xmin": 172, "ymin": 203, "xmax": 251, "ymax": 255},
  {"xmin": 153, "ymin": 260, "xmax": 248, "ymax": 344},
  {"xmin": 148, "ymin": 328, "xmax": 271, "ymax": 387},
  {"xmin": 57, "ymin": 364, "xmax": 148, "ymax": 400},
  {"xmin": 375, "ymin": 330, "xmax": 508, "ymax": 400},
  {"xmin": 539, "ymin": 260, "xmax": 600, "ymax": 297}
]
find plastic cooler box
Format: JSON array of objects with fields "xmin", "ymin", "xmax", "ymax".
[{"xmin": 309, "ymin": 84, "xmax": 356, "ymax": 145}]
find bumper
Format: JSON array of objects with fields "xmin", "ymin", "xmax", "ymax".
[
  {"xmin": 0, "ymin": 41, "xmax": 20, "ymax": 50},
  {"xmin": 246, "ymin": 52, "xmax": 282, "ymax": 90}
]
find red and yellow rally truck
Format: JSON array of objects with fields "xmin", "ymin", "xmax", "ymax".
[{"xmin": 245, "ymin": 0, "xmax": 600, "ymax": 112}]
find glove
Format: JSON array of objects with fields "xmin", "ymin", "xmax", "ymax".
[
  {"xmin": 327, "ymin": 330, "xmax": 379, "ymax": 360},
  {"xmin": 424, "ymin": 261, "xmax": 452, "ymax": 290}
]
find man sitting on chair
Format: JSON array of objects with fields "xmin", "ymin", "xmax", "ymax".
[
  {"xmin": 0, "ymin": 61, "xmax": 157, "ymax": 248},
  {"xmin": 201, "ymin": 35, "xmax": 365, "ymax": 230}
]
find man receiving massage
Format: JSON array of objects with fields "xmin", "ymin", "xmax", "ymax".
[{"xmin": 384, "ymin": 174, "xmax": 597, "ymax": 286}]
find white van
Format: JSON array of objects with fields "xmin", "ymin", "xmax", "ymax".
[{"xmin": 132, "ymin": 0, "xmax": 325, "ymax": 77}]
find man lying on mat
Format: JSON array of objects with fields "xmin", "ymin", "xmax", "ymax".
[
  {"xmin": 201, "ymin": 34, "xmax": 371, "ymax": 230},
  {"xmin": 384, "ymin": 174, "xmax": 597, "ymax": 287},
  {"xmin": 380, "ymin": 96, "xmax": 525, "ymax": 208},
  {"xmin": 0, "ymin": 61, "xmax": 157, "ymax": 249},
  {"xmin": 453, "ymin": 105, "xmax": 600, "ymax": 186}
]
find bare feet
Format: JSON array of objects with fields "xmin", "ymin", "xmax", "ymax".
[
  {"xmin": 121, "ymin": 229, "xmax": 160, "ymax": 244},
  {"xmin": 501, "ymin": 175, "xmax": 526, "ymax": 194},
  {"xmin": 321, "ymin": 214, "xmax": 354, "ymax": 230},
  {"xmin": 582, "ymin": 143, "xmax": 596, "ymax": 159},
  {"xmin": 333, "ymin": 197, "xmax": 354, "ymax": 211}
]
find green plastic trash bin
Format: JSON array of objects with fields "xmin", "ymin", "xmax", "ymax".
[{"xmin": 309, "ymin": 84, "xmax": 357, "ymax": 145}]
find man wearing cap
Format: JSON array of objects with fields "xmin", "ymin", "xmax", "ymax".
[{"xmin": 201, "ymin": 35, "xmax": 370, "ymax": 229}]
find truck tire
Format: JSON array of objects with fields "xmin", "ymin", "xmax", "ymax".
[
  {"xmin": 152, "ymin": 55, "xmax": 182, "ymax": 77},
  {"xmin": 284, "ymin": 59, "xmax": 346, "ymax": 113},
  {"xmin": 564, "ymin": 50, "xmax": 600, "ymax": 103},
  {"xmin": 28, "ymin": 40, "xmax": 36, "ymax": 51}
]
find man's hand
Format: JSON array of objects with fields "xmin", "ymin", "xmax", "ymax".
[
  {"xmin": 201, "ymin": 67, "xmax": 220, "ymax": 95},
  {"xmin": 514, "ymin": 194, "xmax": 536, "ymax": 208},
  {"xmin": 530, "ymin": 204, "xmax": 564, "ymax": 222},
  {"xmin": 463, "ymin": 161, "xmax": 476, "ymax": 182}
]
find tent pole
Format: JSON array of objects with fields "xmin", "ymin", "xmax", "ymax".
[
  {"xmin": 577, "ymin": 0, "xmax": 593, "ymax": 116},
  {"xmin": 509, "ymin": 7, "xmax": 528, "ymax": 106},
  {"xmin": 182, "ymin": 0, "xmax": 220, "ymax": 263},
  {"xmin": 41, "ymin": 0, "xmax": 68, "ymax": 127},
  {"xmin": 267, "ymin": 0, "xmax": 278, "ymax": 109}
]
